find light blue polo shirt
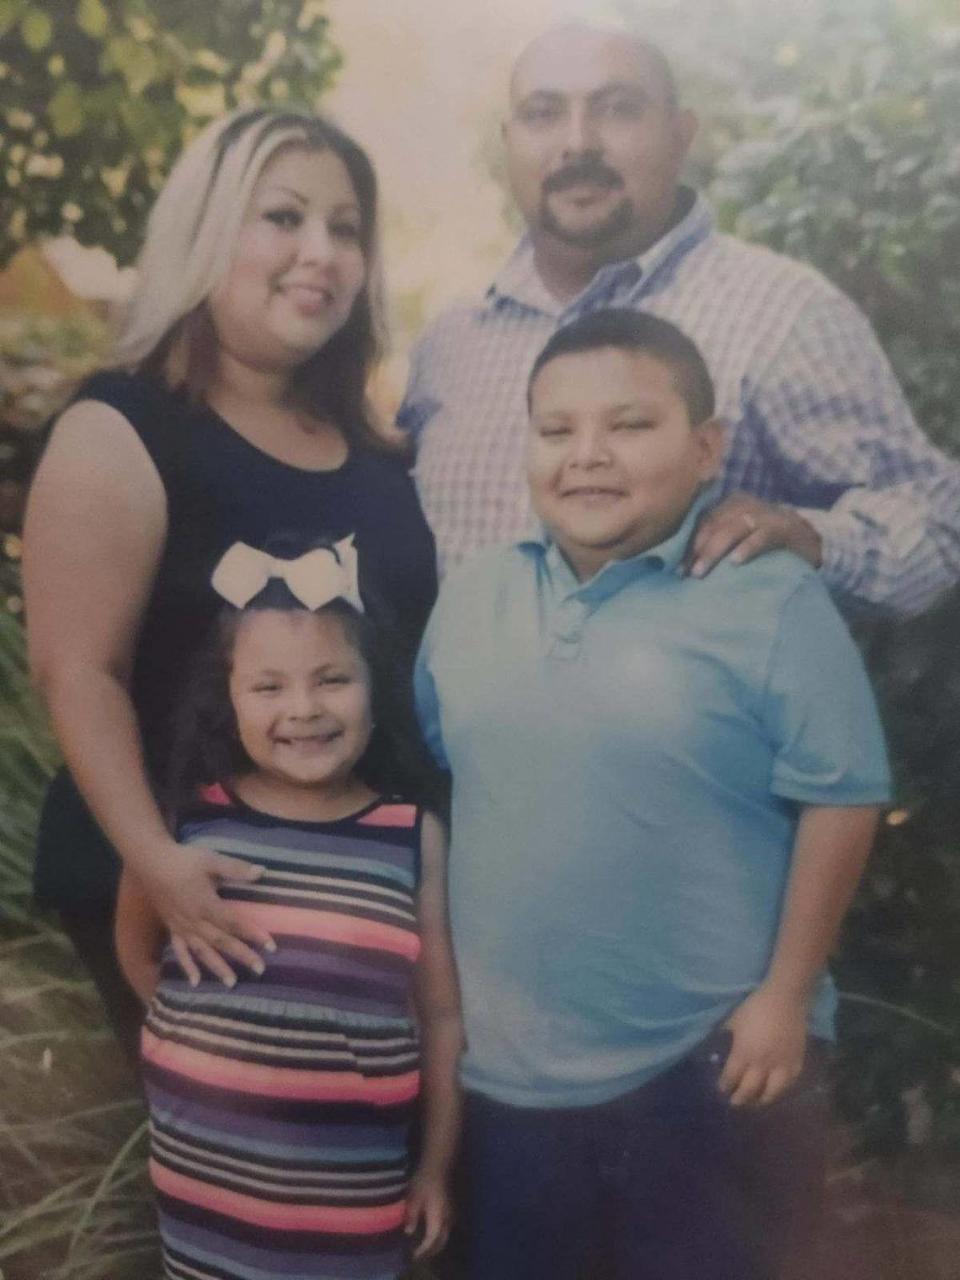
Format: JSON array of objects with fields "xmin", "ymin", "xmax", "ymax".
[{"xmin": 415, "ymin": 497, "xmax": 891, "ymax": 1109}]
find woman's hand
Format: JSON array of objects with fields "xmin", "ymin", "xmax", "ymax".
[
  {"xmin": 138, "ymin": 841, "xmax": 276, "ymax": 987},
  {"xmin": 404, "ymin": 1166, "xmax": 452, "ymax": 1260},
  {"xmin": 718, "ymin": 983, "xmax": 808, "ymax": 1108}
]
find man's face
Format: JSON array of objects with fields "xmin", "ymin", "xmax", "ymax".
[
  {"xmin": 527, "ymin": 346, "xmax": 723, "ymax": 582},
  {"xmin": 505, "ymin": 28, "xmax": 695, "ymax": 255}
]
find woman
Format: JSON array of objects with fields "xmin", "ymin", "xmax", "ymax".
[{"xmin": 23, "ymin": 109, "xmax": 437, "ymax": 1056}]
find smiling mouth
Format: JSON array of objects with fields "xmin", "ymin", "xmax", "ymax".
[
  {"xmin": 281, "ymin": 283, "xmax": 337, "ymax": 314},
  {"xmin": 275, "ymin": 730, "xmax": 342, "ymax": 750},
  {"xmin": 561, "ymin": 487, "xmax": 625, "ymax": 499}
]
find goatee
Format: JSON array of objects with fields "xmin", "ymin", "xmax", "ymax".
[{"xmin": 539, "ymin": 195, "xmax": 636, "ymax": 249}]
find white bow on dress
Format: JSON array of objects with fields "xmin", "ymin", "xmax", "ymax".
[{"xmin": 210, "ymin": 536, "xmax": 363, "ymax": 612}]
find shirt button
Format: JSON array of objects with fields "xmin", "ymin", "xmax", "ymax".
[{"xmin": 549, "ymin": 632, "xmax": 581, "ymax": 658}]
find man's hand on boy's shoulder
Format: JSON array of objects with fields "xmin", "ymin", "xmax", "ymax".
[
  {"xmin": 717, "ymin": 982, "xmax": 809, "ymax": 1108},
  {"xmin": 684, "ymin": 493, "xmax": 823, "ymax": 579}
]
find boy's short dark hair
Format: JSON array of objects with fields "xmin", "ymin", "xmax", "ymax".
[{"xmin": 527, "ymin": 308, "xmax": 716, "ymax": 425}]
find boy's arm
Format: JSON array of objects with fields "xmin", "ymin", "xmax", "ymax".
[
  {"xmin": 406, "ymin": 810, "xmax": 463, "ymax": 1259},
  {"xmin": 720, "ymin": 803, "xmax": 879, "ymax": 1107},
  {"xmin": 115, "ymin": 867, "xmax": 167, "ymax": 1006}
]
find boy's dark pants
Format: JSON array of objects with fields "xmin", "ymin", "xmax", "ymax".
[{"xmin": 461, "ymin": 1031, "xmax": 830, "ymax": 1280}]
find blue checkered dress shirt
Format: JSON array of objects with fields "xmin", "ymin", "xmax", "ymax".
[{"xmin": 399, "ymin": 192, "xmax": 960, "ymax": 614}]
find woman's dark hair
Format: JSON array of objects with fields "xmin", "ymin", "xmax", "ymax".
[{"xmin": 167, "ymin": 584, "xmax": 445, "ymax": 818}]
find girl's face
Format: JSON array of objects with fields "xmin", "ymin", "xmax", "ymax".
[
  {"xmin": 228, "ymin": 609, "xmax": 373, "ymax": 791},
  {"xmin": 208, "ymin": 144, "xmax": 367, "ymax": 374}
]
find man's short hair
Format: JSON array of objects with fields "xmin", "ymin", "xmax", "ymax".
[{"xmin": 528, "ymin": 308, "xmax": 715, "ymax": 425}]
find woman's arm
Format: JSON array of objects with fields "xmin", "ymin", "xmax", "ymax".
[
  {"xmin": 24, "ymin": 400, "xmax": 272, "ymax": 981},
  {"xmin": 115, "ymin": 868, "xmax": 166, "ymax": 1005},
  {"xmin": 406, "ymin": 810, "xmax": 463, "ymax": 1259}
]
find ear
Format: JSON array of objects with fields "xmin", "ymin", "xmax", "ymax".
[
  {"xmin": 694, "ymin": 416, "xmax": 725, "ymax": 482},
  {"xmin": 676, "ymin": 108, "xmax": 698, "ymax": 157}
]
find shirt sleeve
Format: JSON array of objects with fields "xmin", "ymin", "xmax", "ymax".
[
  {"xmin": 413, "ymin": 624, "xmax": 450, "ymax": 771},
  {"xmin": 395, "ymin": 332, "xmax": 437, "ymax": 445},
  {"xmin": 762, "ymin": 573, "xmax": 891, "ymax": 806},
  {"xmin": 748, "ymin": 290, "xmax": 960, "ymax": 616}
]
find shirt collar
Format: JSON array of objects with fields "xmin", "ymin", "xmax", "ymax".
[
  {"xmin": 487, "ymin": 188, "xmax": 713, "ymax": 318},
  {"xmin": 518, "ymin": 483, "xmax": 718, "ymax": 594}
]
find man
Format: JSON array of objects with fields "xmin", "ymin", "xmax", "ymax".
[
  {"xmin": 415, "ymin": 309, "xmax": 890, "ymax": 1278},
  {"xmin": 400, "ymin": 23, "xmax": 960, "ymax": 613}
]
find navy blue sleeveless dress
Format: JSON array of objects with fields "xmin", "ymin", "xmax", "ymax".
[{"xmin": 34, "ymin": 371, "xmax": 437, "ymax": 915}]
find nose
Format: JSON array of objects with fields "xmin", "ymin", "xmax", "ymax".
[
  {"xmin": 568, "ymin": 424, "xmax": 611, "ymax": 468},
  {"xmin": 287, "ymin": 683, "xmax": 324, "ymax": 720},
  {"xmin": 298, "ymin": 218, "xmax": 336, "ymax": 266},
  {"xmin": 561, "ymin": 103, "xmax": 600, "ymax": 157}
]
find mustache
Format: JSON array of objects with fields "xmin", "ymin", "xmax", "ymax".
[{"xmin": 543, "ymin": 158, "xmax": 623, "ymax": 195}]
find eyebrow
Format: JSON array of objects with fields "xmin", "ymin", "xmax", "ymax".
[
  {"xmin": 258, "ymin": 185, "xmax": 361, "ymax": 216},
  {"xmin": 534, "ymin": 399, "xmax": 659, "ymax": 417},
  {"xmin": 259, "ymin": 184, "xmax": 308, "ymax": 204}
]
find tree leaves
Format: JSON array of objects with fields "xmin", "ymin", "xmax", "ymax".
[
  {"xmin": 76, "ymin": 0, "xmax": 109, "ymax": 39},
  {"xmin": 102, "ymin": 35, "xmax": 160, "ymax": 96},
  {"xmin": 48, "ymin": 81, "xmax": 84, "ymax": 138},
  {"xmin": 19, "ymin": 7, "xmax": 51, "ymax": 50},
  {"xmin": 0, "ymin": 0, "xmax": 342, "ymax": 265}
]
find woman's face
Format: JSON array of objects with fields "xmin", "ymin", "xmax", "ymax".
[{"xmin": 208, "ymin": 145, "xmax": 367, "ymax": 375}]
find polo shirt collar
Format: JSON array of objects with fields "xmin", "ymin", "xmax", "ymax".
[
  {"xmin": 519, "ymin": 484, "xmax": 717, "ymax": 597},
  {"xmin": 487, "ymin": 188, "xmax": 713, "ymax": 319}
]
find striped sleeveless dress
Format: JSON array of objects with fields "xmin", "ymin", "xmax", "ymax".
[{"xmin": 141, "ymin": 788, "xmax": 422, "ymax": 1280}]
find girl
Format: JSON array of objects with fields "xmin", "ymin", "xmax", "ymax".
[{"xmin": 116, "ymin": 565, "xmax": 460, "ymax": 1280}]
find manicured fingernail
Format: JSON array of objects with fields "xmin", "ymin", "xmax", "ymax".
[
  {"xmin": 265, "ymin": 940, "xmax": 278, "ymax": 953},
  {"xmin": 223, "ymin": 975, "xmax": 236, "ymax": 988},
  {"xmin": 253, "ymin": 962, "xmax": 265, "ymax": 976},
  {"xmin": 691, "ymin": 560, "xmax": 705, "ymax": 577}
]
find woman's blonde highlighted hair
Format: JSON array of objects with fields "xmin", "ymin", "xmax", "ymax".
[{"xmin": 112, "ymin": 108, "xmax": 387, "ymax": 444}]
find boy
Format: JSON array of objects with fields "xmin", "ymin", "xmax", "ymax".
[{"xmin": 415, "ymin": 309, "xmax": 890, "ymax": 1279}]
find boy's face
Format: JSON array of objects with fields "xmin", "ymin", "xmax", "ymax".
[{"xmin": 527, "ymin": 346, "xmax": 723, "ymax": 581}]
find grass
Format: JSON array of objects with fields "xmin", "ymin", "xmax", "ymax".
[{"xmin": 0, "ymin": 612, "xmax": 157, "ymax": 1280}]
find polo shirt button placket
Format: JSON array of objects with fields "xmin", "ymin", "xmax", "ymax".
[{"xmin": 548, "ymin": 597, "xmax": 588, "ymax": 659}]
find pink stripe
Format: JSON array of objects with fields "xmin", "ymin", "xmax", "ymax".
[
  {"xmin": 233, "ymin": 903, "xmax": 420, "ymax": 960},
  {"xmin": 142, "ymin": 1027, "xmax": 420, "ymax": 1104},
  {"xmin": 198, "ymin": 782, "xmax": 232, "ymax": 807},
  {"xmin": 357, "ymin": 803, "xmax": 416, "ymax": 828},
  {"xmin": 151, "ymin": 1158, "xmax": 406, "ymax": 1233}
]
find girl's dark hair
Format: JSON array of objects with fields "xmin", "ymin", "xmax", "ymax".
[{"xmin": 167, "ymin": 585, "xmax": 445, "ymax": 818}]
